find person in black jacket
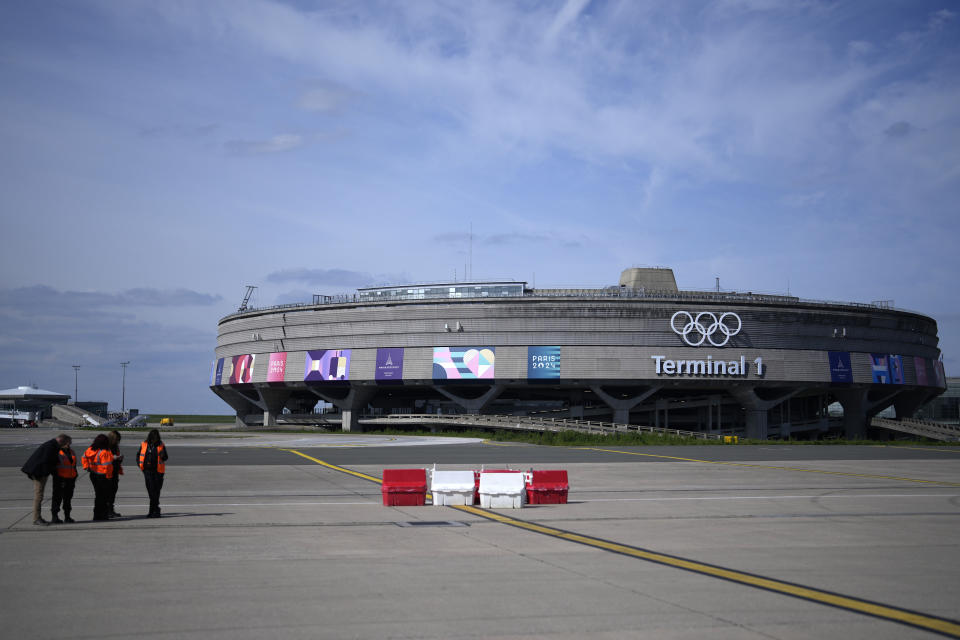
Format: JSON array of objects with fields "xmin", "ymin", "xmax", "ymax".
[{"xmin": 21, "ymin": 434, "xmax": 70, "ymax": 526}]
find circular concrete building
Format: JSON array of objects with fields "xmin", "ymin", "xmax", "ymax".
[{"xmin": 211, "ymin": 268, "xmax": 947, "ymax": 439}]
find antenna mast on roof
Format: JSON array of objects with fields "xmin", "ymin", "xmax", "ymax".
[
  {"xmin": 238, "ymin": 285, "xmax": 257, "ymax": 312},
  {"xmin": 469, "ymin": 222, "xmax": 473, "ymax": 281}
]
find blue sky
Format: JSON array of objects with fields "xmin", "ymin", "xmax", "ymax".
[{"xmin": 1, "ymin": 0, "xmax": 958, "ymax": 413}]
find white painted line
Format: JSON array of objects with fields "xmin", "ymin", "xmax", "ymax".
[
  {"xmin": 583, "ymin": 493, "xmax": 960, "ymax": 502},
  {"xmin": 0, "ymin": 501, "xmax": 378, "ymax": 510}
]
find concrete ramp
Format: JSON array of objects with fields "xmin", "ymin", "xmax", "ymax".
[
  {"xmin": 52, "ymin": 404, "xmax": 105, "ymax": 427},
  {"xmin": 871, "ymin": 417, "xmax": 960, "ymax": 442}
]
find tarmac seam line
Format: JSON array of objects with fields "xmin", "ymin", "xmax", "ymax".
[{"xmin": 281, "ymin": 447, "xmax": 960, "ymax": 638}]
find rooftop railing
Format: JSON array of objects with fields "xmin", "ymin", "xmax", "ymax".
[{"xmin": 220, "ymin": 287, "xmax": 926, "ymax": 323}]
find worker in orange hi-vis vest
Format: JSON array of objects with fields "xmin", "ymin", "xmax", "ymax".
[
  {"xmin": 138, "ymin": 429, "xmax": 169, "ymax": 518},
  {"xmin": 82, "ymin": 434, "xmax": 115, "ymax": 521},
  {"xmin": 51, "ymin": 437, "xmax": 78, "ymax": 523}
]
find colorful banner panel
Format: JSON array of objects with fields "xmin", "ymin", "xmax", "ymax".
[
  {"xmin": 528, "ymin": 346, "xmax": 561, "ymax": 379},
  {"xmin": 888, "ymin": 355, "xmax": 904, "ymax": 384},
  {"xmin": 828, "ymin": 351, "xmax": 853, "ymax": 383},
  {"xmin": 304, "ymin": 349, "xmax": 351, "ymax": 381},
  {"xmin": 228, "ymin": 354, "xmax": 255, "ymax": 384},
  {"xmin": 935, "ymin": 360, "xmax": 947, "ymax": 388},
  {"xmin": 871, "ymin": 353, "xmax": 905, "ymax": 385},
  {"xmin": 214, "ymin": 358, "xmax": 224, "ymax": 385},
  {"xmin": 376, "ymin": 348, "xmax": 404, "ymax": 381},
  {"xmin": 433, "ymin": 347, "xmax": 495, "ymax": 379},
  {"xmin": 267, "ymin": 352, "xmax": 287, "ymax": 382},
  {"xmin": 870, "ymin": 354, "xmax": 890, "ymax": 383},
  {"xmin": 914, "ymin": 356, "xmax": 929, "ymax": 386}
]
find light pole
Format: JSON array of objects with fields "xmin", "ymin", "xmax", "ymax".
[
  {"xmin": 72, "ymin": 365, "xmax": 80, "ymax": 404},
  {"xmin": 121, "ymin": 361, "xmax": 130, "ymax": 414}
]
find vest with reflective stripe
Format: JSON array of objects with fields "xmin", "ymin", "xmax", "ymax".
[
  {"xmin": 56, "ymin": 449, "xmax": 77, "ymax": 479},
  {"xmin": 138, "ymin": 441, "xmax": 166, "ymax": 474},
  {"xmin": 82, "ymin": 448, "xmax": 114, "ymax": 478}
]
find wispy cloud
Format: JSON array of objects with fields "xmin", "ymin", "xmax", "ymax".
[
  {"xmin": 265, "ymin": 268, "xmax": 406, "ymax": 288},
  {"xmin": 0, "ymin": 286, "xmax": 222, "ymax": 312},
  {"xmin": 225, "ymin": 133, "xmax": 303, "ymax": 155}
]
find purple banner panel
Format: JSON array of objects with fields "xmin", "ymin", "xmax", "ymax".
[
  {"xmin": 214, "ymin": 358, "xmax": 224, "ymax": 385},
  {"xmin": 267, "ymin": 352, "xmax": 287, "ymax": 382},
  {"xmin": 914, "ymin": 356, "xmax": 929, "ymax": 386},
  {"xmin": 376, "ymin": 348, "xmax": 404, "ymax": 381},
  {"xmin": 305, "ymin": 349, "xmax": 351, "ymax": 381},
  {"xmin": 935, "ymin": 360, "xmax": 947, "ymax": 388}
]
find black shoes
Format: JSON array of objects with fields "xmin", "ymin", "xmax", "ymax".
[
  {"xmin": 64, "ymin": 515, "xmax": 75, "ymax": 523},
  {"xmin": 147, "ymin": 511, "xmax": 161, "ymax": 519},
  {"xmin": 50, "ymin": 515, "xmax": 63, "ymax": 524},
  {"xmin": 108, "ymin": 511, "xmax": 122, "ymax": 518}
]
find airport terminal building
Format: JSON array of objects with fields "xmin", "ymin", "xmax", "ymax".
[{"xmin": 211, "ymin": 268, "xmax": 947, "ymax": 439}]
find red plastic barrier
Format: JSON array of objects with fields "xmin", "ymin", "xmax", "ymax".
[
  {"xmin": 381, "ymin": 468, "xmax": 427, "ymax": 506},
  {"xmin": 525, "ymin": 470, "xmax": 569, "ymax": 504}
]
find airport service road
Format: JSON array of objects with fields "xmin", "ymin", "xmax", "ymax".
[{"xmin": 1, "ymin": 428, "xmax": 960, "ymax": 640}]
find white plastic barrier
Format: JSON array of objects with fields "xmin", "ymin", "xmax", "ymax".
[
  {"xmin": 478, "ymin": 471, "xmax": 525, "ymax": 509},
  {"xmin": 431, "ymin": 470, "xmax": 476, "ymax": 506}
]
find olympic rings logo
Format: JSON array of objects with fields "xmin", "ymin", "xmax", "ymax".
[{"xmin": 670, "ymin": 311, "xmax": 742, "ymax": 347}]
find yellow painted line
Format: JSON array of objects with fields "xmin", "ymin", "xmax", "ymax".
[
  {"xmin": 280, "ymin": 449, "xmax": 433, "ymax": 501},
  {"xmin": 281, "ymin": 448, "xmax": 960, "ymax": 637},
  {"xmin": 278, "ymin": 449, "xmax": 383, "ymax": 484},
  {"xmin": 577, "ymin": 447, "xmax": 960, "ymax": 487},
  {"xmin": 452, "ymin": 504, "xmax": 960, "ymax": 637}
]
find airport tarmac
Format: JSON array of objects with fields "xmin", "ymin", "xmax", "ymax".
[{"xmin": 2, "ymin": 428, "xmax": 959, "ymax": 639}]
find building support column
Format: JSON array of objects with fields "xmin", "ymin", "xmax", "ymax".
[
  {"xmin": 308, "ymin": 386, "xmax": 375, "ymax": 433},
  {"xmin": 731, "ymin": 387, "xmax": 800, "ymax": 440},
  {"xmin": 259, "ymin": 388, "xmax": 291, "ymax": 428},
  {"xmin": 433, "ymin": 385, "xmax": 505, "ymax": 414},
  {"xmin": 212, "ymin": 387, "xmax": 263, "ymax": 429},
  {"xmin": 590, "ymin": 386, "xmax": 661, "ymax": 426},
  {"xmin": 835, "ymin": 388, "xmax": 901, "ymax": 439}
]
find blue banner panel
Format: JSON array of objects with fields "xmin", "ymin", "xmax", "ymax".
[
  {"xmin": 828, "ymin": 351, "xmax": 853, "ymax": 383},
  {"xmin": 871, "ymin": 353, "xmax": 890, "ymax": 384},
  {"xmin": 528, "ymin": 346, "xmax": 561, "ymax": 379},
  {"xmin": 888, "ymin": 355, "xmax": 904, "ymax": 384}
]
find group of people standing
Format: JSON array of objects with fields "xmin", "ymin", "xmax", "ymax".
[{"xmin": 21, "ymin": 429, "xmax": 169, "ymax": 525}]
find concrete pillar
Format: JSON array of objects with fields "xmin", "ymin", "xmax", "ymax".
[
  {"xmin": 834, "ymin": 389, "xmax": 868, "ymax": 440},
  {"xmin": 590, "ymin": 386, "xmax": 661, "ymax": 426},
  {"xmin": 744, "ymin": 409, "xmax": 769, "ymax": 440},
  {"xmin": 308, "ymin": 386, "xmax": 375, "ymax": 433},
  {"xmin": 731, "ymin": 387, "xmax": 801, "ymax": 441},
  {"xmin": 259, "ymin": 388, "xmax": 291, "ymax": 428},
  {"xmin": 568, "ymin": 390, "xmax": 585, "ymax": 419},
  {"xmin": 433, "ymin": 385, "xmax": 505, "ymax": 414},
  {"xmin": 341, "ymin": 408, "xmax": 360, "ymax": 433}
]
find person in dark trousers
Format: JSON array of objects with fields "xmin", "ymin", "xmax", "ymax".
[
  {"xmin": 21, "ymin": 433, "xmax": 70, "ymax": 526},
  {"xmin": 106, "ymin": 430, "xmax": 124, "ymax": 518},
  {"xmin": 138, "ymin": 429, "xmax": 169, "ymax": 518},
  {"xmin": 82, "ymin": 434, "xmax": 115, "ymax": 521},
  {"xmin": 50, "ymin": 435, "xmax": 78, "ymax": 523}
]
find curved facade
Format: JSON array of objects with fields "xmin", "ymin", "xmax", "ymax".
[{"xmin": 211, "ymin": 271, "xmax": 946, "ymax": 439}]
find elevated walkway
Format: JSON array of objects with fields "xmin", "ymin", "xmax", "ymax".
[
  {"xmin": 52, "ymin": 404, "xmax": 105, "ymax": 427},
  {"xmin": 359, "ymin": 413, "xmax": 723, "ymax": 440},
  {"xmin": 871, "ymin": 417, "xmax": 960, "ymax": 442}
]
